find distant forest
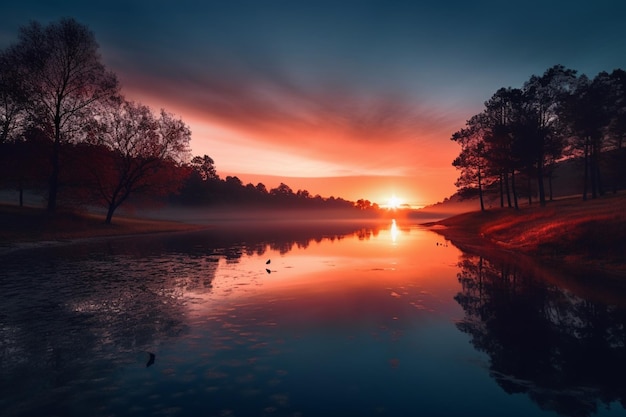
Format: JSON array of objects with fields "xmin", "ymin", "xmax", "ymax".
[
  {"xmin": 451, "ymin": 64, "xmax": 626, "ymax": 210},
  {"xmin": 0, "ymin": 18, "xmax": 377, "ymax": 223},
  {"xmin": 177, "ymin": 155, "xmax": 376, "ymax": 211}
]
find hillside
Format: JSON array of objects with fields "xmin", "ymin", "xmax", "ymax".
[{"xmin": 429, "ymin": 192, "xmax": 626, "ymax": 276}]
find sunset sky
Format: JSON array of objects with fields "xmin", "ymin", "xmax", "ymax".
[{"xmin": 2, "ymin": 1, "xmax": 625, "ymax": 207}]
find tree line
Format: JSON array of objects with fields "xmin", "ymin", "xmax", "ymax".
[
  {"xmin": 175, "ymin": 154, "xmax": 380, "ymax": 211},
  {"xmin": 451, "ymin": 65, "xmax": 626, "ymax": 210},
  {"xmin": 0, "ymin": 18, "xmax": 377, "ymax": 223}
]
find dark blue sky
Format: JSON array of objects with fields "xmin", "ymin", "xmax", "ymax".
[{"xmin": 2, "ymin": 0, "xmax": 625, "ymax": 204}]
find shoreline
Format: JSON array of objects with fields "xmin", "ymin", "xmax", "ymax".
[
  {"xmin": 0, "ymin": 204, "xmax": 209, "ymax": 254},
  {"xmin": 426, "ymin": 193, "xmax": 626, "ymax": 277},
  {"xmin": 3, "ymin": 196, "xmax": 625, "ymax": 279}
]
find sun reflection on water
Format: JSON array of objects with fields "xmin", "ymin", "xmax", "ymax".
[{"xmin": 390, "ymin": 219, "xmax": 399, "ymax": 244}]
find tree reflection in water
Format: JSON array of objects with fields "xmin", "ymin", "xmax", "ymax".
[
  {"xmin": 0, "ymin": 220, "xmax": 383, "ymax": 416},
  {"xmin": 454, "ymin": 253, "xmax": 626, "ymax": 417}
]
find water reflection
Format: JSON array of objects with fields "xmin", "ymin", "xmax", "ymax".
[
  {"xmin": 0, "ymin": 220, "xmax": 390, "ymax": 416},
  {"xmin": 390, "ymin": 219, "xmax": 399, "ymax": 243},
  {"xmin": 1, "ymin": 219, "xmax": 625, "ymax": 416},
  {"xmin": 454, "ymin": 253, "xmax": 626, "ymax": 417}
]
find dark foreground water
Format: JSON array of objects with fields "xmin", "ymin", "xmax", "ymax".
[{"xmin": 1, "ymin": 220, "xmax": 626, "ymax": 417}]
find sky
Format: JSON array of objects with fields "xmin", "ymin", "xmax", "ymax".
[{"xmin": 2, "ymin": 1, "xmax": 626, "ymax": 207}]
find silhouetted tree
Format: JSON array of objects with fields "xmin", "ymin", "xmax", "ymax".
[
  {"xmin": 8, "ymin": 18, "xmax": 118, "ymax": 212},
  {"xmin": 522, "ymin": 65, "xmax": 577, "ymax": 206},
  {"xmin": 605, "ymin": 69, "xmax": 626, "ymax": 192},
  {"xmin": 0, "ymin": 49, "xmax": 28, "ymax": 145},
  {"xmin": 483, "ymin": 87, "xmax": 526, "ymax": 209},
  {"xmin": 451, "ymin": 114, "xmax": 491, "ymax": 211},
  {"xmin": 255, "ymin": 182, "xmax": 268, "ymax": 195},
  {"xmin": 84, "ymin": 99, "xmax": 191, "ymax": 223},
  {"xmin": 191, "ymin": 154, "xmax": 219, "ymax": 181},
  {"xmin": 296, "ymin": 189, "xmax": 311, "ymax": 200},
  {"xmin": 606, "ymin": 69, "xmax": 626, "ymax": 150},
  {"xmin": 355, "ymin": 199, "xmax": 374, "ymax": 210},
  {"xmin": 454, "ymin": 253, "xmax": 626, "ymax": 417},
  {"xmin": 270, "ymin": 182, "xmax": 295, "ymax": 203},
  {"xmin": 447, "ymin": 65, "xmax": 626, "ymax": 208}
]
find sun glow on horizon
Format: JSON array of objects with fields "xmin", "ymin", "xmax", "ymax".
[{"xmin": 385, "ymin": 195, "xmax": 403, "ymax": 210}]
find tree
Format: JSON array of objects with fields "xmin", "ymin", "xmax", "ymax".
[
  {"xmin": 270, "ymin": 182, "xmax": 295, "ymax": 201},
  {"xmin": 9, "ymin": 18, "xmax": 118, "ymax": 212},
  {"xmin": 355, "ymin": 199, "xmax": 375, "ymax": 210},
  {"xmin": 606, "ymin": 70, "xmax": 626, "ymax": 193},
  {"xmin": 606, "ymin": 69, "xmax": 626, "ymax": 151},
  {"xmin": 560, "ymin": 72, "xmax": 619, "ymax": 200},
  {"xmin": 191, "ymin": 154, "xmax": 219, "ymax": 181},
  {"xmin": 85, "ymin": 99, "xmax": 191, "ymax": 224},
  {"xmin": 255, "ymin": 182, "xmax": 268, "ymax": 194},
  {"xmin": 483, "ymin": 88, "xmax": 525, "ymax": 209},
  {"xmin": 0, "ymin": 49, "xmax": 27, "ymax": 145},
  {"xmin": 451, "ymin": 114, "xmax": 491, "ymax": 211},
  {"xmin": 522, "ymin": 65, "xmax": 577, "ymax": 206}
]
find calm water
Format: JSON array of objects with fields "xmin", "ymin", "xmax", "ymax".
[{"xmin": 1, "ymin": 219, "xmax": 626, "ymax": 417}]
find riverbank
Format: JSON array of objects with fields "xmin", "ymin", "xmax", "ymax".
[
  {"xmin": 428, "ymin": 193, "xmax": 626, "ymax": 276},
  {"xmin": 0, "ymin": 204, "xmax": 205, "ymax": 246}
]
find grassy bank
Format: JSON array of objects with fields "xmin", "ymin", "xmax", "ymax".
[
  {"xmin": 430, "ymin": 193, "xmax": 626, "ymax": 276},
  {"xmin": 0, "ymin": 204, "xmax": 205, "ymax": 245}
]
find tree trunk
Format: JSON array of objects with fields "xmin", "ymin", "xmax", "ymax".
[
  {"xmin": 590, "ymin": 139, "xmax": 597, "ymax": 199},
  {"xmin": 478, "ymin": 169, "xmax": 485, "ymax": 212},
  {"xmin": 537, "ymin": 158, "xmax": 546, "ymax": 206},
  {"xmin": 594, "ymin": 139, "xmax": 604, "ymax": 197},
  {"xmin": 499, "ymin": 174, "xmax": 504, "ymax": 208},
  {"xmin": 47, "ymin": 115, "xmax": 62, "ymax": 212},
  {"xmin": 504, "ymin": 171, "xmax": 512, "ymax": 208},
  {"xmin": 548, "ymin": 171, "xmax": 553, "ymax": 201},
  {"xmin": 527, "ymin": 173, "xmax": 532, "ymax": 205},
  {"xmin": 511, "ymin": 169, "xmax": 519, "ymax": 210},
  {"xmin": 47, "ymin": 139, "xmax": 60, "ymax": 212},
  {"xmin": 583, "ymin": 137, "xmax": 589, "ymax": 201},
  {"xmin": 105, "ymin": 204, "xmax": 116, "ymax": 224}
]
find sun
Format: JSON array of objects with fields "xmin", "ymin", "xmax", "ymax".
[{"xmin": 386, "ymin": 195, "xmax": 403, "ymax": 210}]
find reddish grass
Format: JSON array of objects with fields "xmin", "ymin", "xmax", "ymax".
[{"xmin": 434, "ymin": 193, "xmax": 626, "ymax": 275}]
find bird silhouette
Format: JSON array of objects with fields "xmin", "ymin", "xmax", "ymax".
[
  {"xmin": 266, "ymin": 259, "xmax": 271, "ymax": 264},
  {"xmin": 266, "ymin": 268, "xmax": 271, "ymax": 274},
  {"xmin": 146, "ymin": 352, "xmax": 155, "ymax": 368}
]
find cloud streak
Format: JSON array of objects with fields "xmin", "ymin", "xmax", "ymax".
[{"xmin": 118, "ymin": 58, "xmax": 460, "ymax": 177}]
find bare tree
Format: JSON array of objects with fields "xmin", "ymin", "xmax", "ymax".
[
  {"xmin": 10, "ymin": 18, "xmax": 118, "ymax": 212},
  {"xmin": 85, "ymin": 99, "xmax": 191, "ymax": 224}
]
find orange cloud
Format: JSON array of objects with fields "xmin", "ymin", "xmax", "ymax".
[{"xmin": 117, "ymin": 67, "xmax": 464, "ymax": 205}]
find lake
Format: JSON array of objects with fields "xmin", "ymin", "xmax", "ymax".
[{"xmin": 1, "ymin": 219, "xmax": 626, "ymax": 417}]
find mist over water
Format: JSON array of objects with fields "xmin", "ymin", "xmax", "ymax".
[
  {"xmin": 1, "ymin": 220, "xmax": 625, "ymax": 417},
  {"xmin": 131, "ymin": 204, "xmax": 452, "ymax": 225}
]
